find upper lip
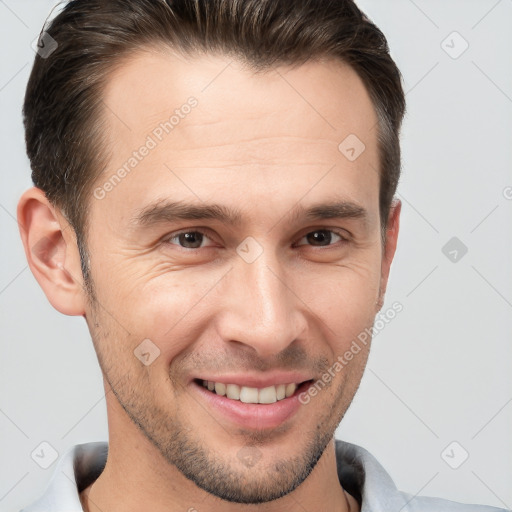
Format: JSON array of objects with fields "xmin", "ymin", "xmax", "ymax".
[{"xmin": 192, "ymin": 372, "xmax": 313, "ymax": 388}]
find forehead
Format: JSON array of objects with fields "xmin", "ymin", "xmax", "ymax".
[
  {"xmin": 102, "ymin": 48, "xmax": 377, "ymax": 142},
  {"xmin": 95, "ymin": 48, "xmax": 380, "ymax": 225}
]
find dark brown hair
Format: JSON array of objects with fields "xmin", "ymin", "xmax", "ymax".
[{"xmin": 24, "ymin": 0, "xmax": 405, "ymax": 284}]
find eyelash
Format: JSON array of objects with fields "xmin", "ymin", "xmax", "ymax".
[{"xmin": 163, "ymin": 228, "xmax": 349, "ymax": 250}]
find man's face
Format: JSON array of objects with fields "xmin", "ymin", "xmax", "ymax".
[{"xmin": 82, "ymin": 49, "xmax": 389, "ymax": 503}]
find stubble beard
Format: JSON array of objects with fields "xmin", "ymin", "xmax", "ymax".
[
  {"xmin": 83, "ymin": 274, "xmax": 365, "ymax": 504},
  {"xmin": 100, "ymin": 362, "xmax": 350, "ymax": 504}
]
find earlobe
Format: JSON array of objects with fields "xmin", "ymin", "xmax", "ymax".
[
  {"xmin": 376, "ymin": 198, "xmax": 401, "ymax": 311},
  {"xmin": 17, "ymin": 187, "xmax": 87, "ymax": 316}
]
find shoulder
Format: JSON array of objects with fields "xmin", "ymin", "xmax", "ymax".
[
  {"xmin": 20, "ymin": 442, "xmax": 108, "ymax": 512},
  {"xmin": 334, "ymin": 439, "xmax": 510, "ymax": 512},
  {"xmin": 399, "ymin": 491, "xmax": 510, "ymax": 512}
]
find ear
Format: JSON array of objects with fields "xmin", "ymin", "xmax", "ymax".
[
  {"xmin": 17, "ymin": 187, "xmax": 87, "ymax": 316},
  {"xmin": 376, "ymin": 198, "xmax": 401, "ymax": 311}
]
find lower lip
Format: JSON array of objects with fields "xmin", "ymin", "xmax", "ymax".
[{"xmin": 191, "ymin": 380, "xmax": 312, "ymax": 430}]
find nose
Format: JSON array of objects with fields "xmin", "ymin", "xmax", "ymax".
[{"xmin": 214, "ymin": 245, "xmax": 308, "ymax": 359}]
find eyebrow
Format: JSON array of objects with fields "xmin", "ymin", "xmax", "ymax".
[{"xmin": 131, "ymin": 198, "xmax": 368, "ymax": 229}]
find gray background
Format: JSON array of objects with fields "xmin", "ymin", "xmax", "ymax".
[{"xmin": 1, "ymin": 0, "xmax": 511, "ymax": 510}]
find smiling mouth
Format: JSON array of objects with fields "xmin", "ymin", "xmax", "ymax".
[{"xmin": 194, "ymin": 379, "xmax": 313, "ymax": 404}]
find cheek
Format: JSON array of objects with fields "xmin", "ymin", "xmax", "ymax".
[
  {"xmin": 295, "ymin": 258, "xmax": 381, "ymax": 337},
  {"xmin": 109, "ymin": 268, "xmax": 228, "ymax": 358}
]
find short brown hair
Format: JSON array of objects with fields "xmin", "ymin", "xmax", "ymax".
[{"xmin": 24, "ymin": 0, "xmax": 405, "ymax": 283}]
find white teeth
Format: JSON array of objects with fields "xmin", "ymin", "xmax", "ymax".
[
  {"xmin": 239, "ymin": 386, "xmax": 259, "ymax": 403},
  {"xmin": 285, "ymin": 383, "xmax": 297, "ymax": 398},
  {"xmin": 214, "ymin": 382, "xmax": 226, "ymax": 396},
  {"xmin": 226, "ymin": 384, "xmax": 240, "ymax": 400},
  {"xmin": 201, "ymin": 380, "xmax": 303, "ymax": 403},
  {"xmin": 258, "ymin": 386, "xmax": 277, "ymax": 404}
]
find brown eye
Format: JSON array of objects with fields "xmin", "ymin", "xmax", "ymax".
[
  {"xmin": 166, "ymin": 230, "xmax": 213, "ymax": 249},
  {"xmin": 295, "ymin": 230, "xmax": 345, "ymax": 247}
]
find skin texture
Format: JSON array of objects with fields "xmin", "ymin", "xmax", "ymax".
[{"xmin": 18, "ymin": 49, "xmax": 400, "ymax": 512}]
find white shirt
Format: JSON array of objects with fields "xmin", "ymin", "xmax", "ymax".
[{"xmin": 21, "ymin": 440, "xmax": 509, "ymax": 511}]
